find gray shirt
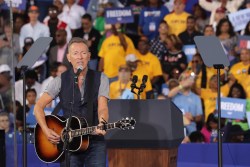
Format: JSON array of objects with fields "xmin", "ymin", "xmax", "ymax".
[
  {"xmin": 44, "ymin": 73, "xmax": 109, "ymax": 101},
  {"xmin": 0, "ymin": 34, "xmax": 21, "ymax": 67}
]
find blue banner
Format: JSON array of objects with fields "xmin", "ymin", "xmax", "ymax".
[
  {"xmin": 105, "ymin": 7, "xmax": 134, "ymax": 24},
  {"xmin": 0, "ymin": 0, "xmax": 27, "ymax": 10},
  {"xmin": 219, "ymin": 97, "xmax": 246, "ymax": 120}
]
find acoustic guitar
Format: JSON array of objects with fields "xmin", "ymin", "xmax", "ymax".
[{"xmin": 34, "ymin": 115, "xmax": 136, "ymax": 163}]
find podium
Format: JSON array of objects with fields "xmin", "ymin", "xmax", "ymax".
[{"xmin": 106, "ymin": 99, "xmax": 184, "ymax": 167}]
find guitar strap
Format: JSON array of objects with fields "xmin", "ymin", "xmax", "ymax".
[
  {"xmin": 51, "ymin": 101, "xmax": 61, "ymax": 116},
  {"xmin": 85, "ymin": 70, "xmax": 95, "ymax": 126}
]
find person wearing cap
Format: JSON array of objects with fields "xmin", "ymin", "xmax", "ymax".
[
  {"xmin": 168, "ymin": 71, "xmax": 203, "ymax": 136},
  {"xmin": 60, "ymin": 0, "xmax": 86, "ymax": 30},
  {"xmin": 212, "ymin": 6, "xmax": 227, "ymax": 30},
  {"xmin": 199, "ymin": 0, "xmax": 244, "ymax": 25},
  {"xmin": 34, "ymin": 37, "xmax": 109, "ymax": 167},
  {"xmin": 135, "ymin": 38, "xmax": 163, "ymax": 88},
  {"xmin": 164, "ymin": 0, "xmax": 190, "ymax": 36},
  {"xmin": 109, "ymin": 65, "xmax": 135, "ymax": 99},
  {"xmin": 126, "ymin": 54, "xmax": 153, "ymax": 99},
  {"xmin": 19, "ymin": 5, "xmax": 50, "ymax": 50},
  {"xmin": 0, "ymin": 21, "xmax": 21, "ymax": 67}
]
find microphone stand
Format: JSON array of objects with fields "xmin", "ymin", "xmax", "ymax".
[
  {"xmin": 63, "ymin": 71, "xmax": 78, "ymax": 167},
  {"xmin": 130, "ymin": 75, "xmax": 140, "ymax": 99},
  {"xmin": 130, "ymin": 75, "xmax": 147, "ymax": 100}
]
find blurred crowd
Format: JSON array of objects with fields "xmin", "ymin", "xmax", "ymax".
[{"xmin": 0, "ymin": 0, "xmax": 250, "ymax": 144}]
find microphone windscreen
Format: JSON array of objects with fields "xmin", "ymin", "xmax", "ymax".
[
  {"xmin": 132, "ymin": 75, "xmax": 138, "ymax": 83},
  {"xmin": 142, "ymin": 75, "xmax": 148, "ymax": 83}
]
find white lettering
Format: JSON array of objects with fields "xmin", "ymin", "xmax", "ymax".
[
  {"xmin": 107, "ymin": 10, "xmax": 132, "ymax": 18},
  {"xmin": 221, "ymin": 102, "xmax": 244, "ymax": 112}
]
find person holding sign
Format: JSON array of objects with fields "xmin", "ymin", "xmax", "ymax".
[
  {"xmin": 199, "ymin": 0, "xmax": 244, "ymax": 25},
  {"xmin": 227, "ymin": 83, "xmax": 248, "ymax": 131}
]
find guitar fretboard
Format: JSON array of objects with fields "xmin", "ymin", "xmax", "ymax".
[{"xmin": 71, "ymin": 123, "xmax": 117, "ymax": 137}]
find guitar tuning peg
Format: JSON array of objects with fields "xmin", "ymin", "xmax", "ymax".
[
  {"xmin": 131, "ymin": 117, "xmax": 134, "ymax": 119},
  {"xmin": 131, "ymin": 126, "xmax": 135, "ymax": 129}
]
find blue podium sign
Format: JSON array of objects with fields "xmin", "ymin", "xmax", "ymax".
[
  {"xmin": 0, "ymin": 0, "xmax": 27, "ymax": 10},
  {"xmin": 219, "ymin": 97, "xmax": 246, "ymax": 120},
  {"xmin": 105, "ymin": 7, "xmax": 134, "ymax": 24}
]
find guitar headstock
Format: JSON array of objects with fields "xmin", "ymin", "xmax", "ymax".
[{"xmin": 116, "ymin": 117, "xmax": 136, "ymax": 130}]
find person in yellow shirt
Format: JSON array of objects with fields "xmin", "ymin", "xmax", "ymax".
[
  {"xmin": 196, "ymin": 74, "xmax": 236, "ymax": 121},
  {"xmin": 109, "ymin": 65, "xmax": 134, "ymax": 99},
  {"xmin": 135, "ymin": 38, "xmax": 163, "ymax": 86},
  {"xmin": 125, "ymin": 54, "xmax": 153, "ymax": 99},
  {"xmin": 98, "ymin": 24, "xmax": 135, "ymax": 82},
  {"xmin": 164, "ymin": 0, "xmax": 190, "ymax": 36},
  {"xmin": 186, "ymin": 53, "xmax": 224, "ymax": 89},
  {"xmin": 229, "ymin": 48, "xmax": 250, "ymax": 91}
]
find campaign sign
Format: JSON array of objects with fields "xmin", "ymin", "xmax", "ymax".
[
  {"xmin": 219, "ymin": 97, "xmax": 246, "ymax": 120},
  {"xmin": 228, "ymin": 8, "xmax": 250, "ymax": 31},
  {"xmin": 238, "ymin": 35, "xmax": 250, "ymax": 50},
  {"xmin": 183, "ymin": 45, "xmax": 196, "ymax": 63},
  {"xmin": 0, "ymin": 0, "xmax": 27, "ymax": 10},
  {"xmin": 105, "ymin": 7, "xmax": 134, "ymax": 24}
]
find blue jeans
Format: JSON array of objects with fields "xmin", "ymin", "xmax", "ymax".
[
  {"xmin": 88, "ymin": 59, "xmax": 98, "ymax": 71},
  {"xmin": 60, "ymin": 140, "xmax": 106, "ymax": 167}
]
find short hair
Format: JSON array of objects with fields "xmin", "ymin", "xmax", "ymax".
[
  {"xmin": 26, "ymin": 70, "xmax": 38, "ymax": 80},
  {"xmin": 26, "ymin": 88, "xmax": 37, "ymax": 96},
  {"xmin": 0, "ymin": 112, "xmax": 9, "ymax": 118},
  {"xmin": 159, "ymin": 20, "xmax": 168, "ymax": 26},
  {"xmin": 68, "ymin": 37, "xmax": 88, "ymax": 51},
  {"xmin": 48, "ymin": 5, "xmax": 58, "ymax": 11},
  {"xmin": 50, "ymin": 62, "xmax": 61, "ymax": 72},
  {"xmin": 187, "ymin": 15, "xmax": 195, "ymax": 21},
  {"xmin": 56, "ymin": 29, "xmax": 67, "ymax": 36},
  {"xmin": 82, "ymin": 13, "xmax": 92, "ymax": 22}
]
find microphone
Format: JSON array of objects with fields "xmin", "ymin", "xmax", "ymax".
[
  {"xmin": 142, "ymin": 75, "xmax": 148, "ymax": 84},
  {"xmin": 131, "ymin": 75, "xmax": 138, "ymax": 94},
  {"xmin": 75, "ymin": 66, "xmax": 83, "ymax": 76},
  {"xmin": 132, "ymin": 75, "xmax": 138, "ymax": 84},
  {"xmin": 139, "ymin": 75, "xmax": 148, "ymax": 94},
  {"xmin": 74, "ymin": 66, "xmax": 83, "ymax": 84}
]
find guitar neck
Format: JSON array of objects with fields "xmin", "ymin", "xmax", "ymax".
[{"xmin": 71, "ymin": 123, "xmax": 117, "ymax": 137}]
